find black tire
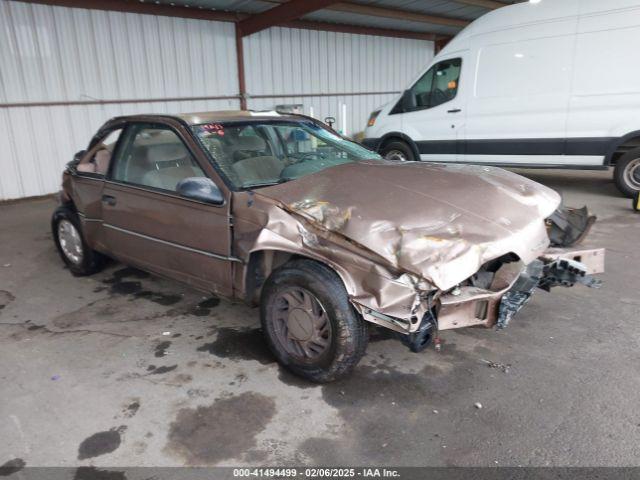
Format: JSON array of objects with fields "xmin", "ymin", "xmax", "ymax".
[
  {"xmin": 260, "ymin": 259, "xmax": 368, "ymax": 383},
  {"xmin": 51, "ymin": 205, "xmax": 105, "ymax": 276},
  {"xmin": 614, "ymin": 147, "xmax": 640, "ymax": 197},
  {"xmin": 380, "ymin": 140, "xmax": 416, "ymax": 162}
]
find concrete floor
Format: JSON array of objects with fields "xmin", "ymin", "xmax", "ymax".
[{"xmin": 1, "ymin": 169, "xmax": 639, "ymax": 469}]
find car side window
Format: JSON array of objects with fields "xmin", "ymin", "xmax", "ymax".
[
  {"xmin": 407, "ymin": 58, "xmax": 461, "ymax": 110},
  {"xmin": 111, "ymin": 125, "xmax": 207, "ymax": 192},
  {"xmin": 77, "ymin": 129, "xmax": 123, "ymax": 176}
]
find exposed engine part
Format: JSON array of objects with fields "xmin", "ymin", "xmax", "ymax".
[
  {"xmin": 538, "ymin": 258, "xmax": 603, "ymax": 291},
  {"xmin": 401, "ymin": 311, "xmax": 437, "ymax": 353},
  {"xmin": 547, "ymin": 206, "xmax": 596, "ymax": 247}
]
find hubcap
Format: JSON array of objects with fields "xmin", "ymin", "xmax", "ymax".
[
  {"xmin": 385, "ymin": 149, "xmax": 407, "ymax": 162},
  {"xmin": 272, "ymin": 287, "xmax": 331, "ymax": 361},
  {"xmin": 57, "ymin": 219, "xmax": 83, "ymax": 265},
  {"xmin": 623, "ymin": 158, "xmax": 640, "ymax": 190}
]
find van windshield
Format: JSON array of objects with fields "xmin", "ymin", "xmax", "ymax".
[{"xmin": 191, "ymin": 120, "xmax": 382, "ymax": 189}]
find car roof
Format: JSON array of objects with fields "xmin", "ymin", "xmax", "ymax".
[{"xmin": 112, "ymin": 110, "xmax": 306, "ymax": 126}]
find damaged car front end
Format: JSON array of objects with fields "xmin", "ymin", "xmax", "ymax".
[{"xmin": 231, "ymin": 160, "xmax": 604, "ymax": 355}]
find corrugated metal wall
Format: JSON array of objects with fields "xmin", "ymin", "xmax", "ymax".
[
  {"xmin": 244, "ymin": 27, "xmax": 433, "ymax": 136},
  {"xmin": 0, "ymin": 1, "xmax": 239, "ymax": 200},
  {"xmin": 0, "ymin": 0, "xmax": 433, "ymax": 200}
]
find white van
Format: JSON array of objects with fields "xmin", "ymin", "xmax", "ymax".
[{"xmin": 363, "ymin": 0, "xmax": 640, "ymax": 197}]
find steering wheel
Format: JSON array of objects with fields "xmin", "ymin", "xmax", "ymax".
[{"xmin": 431, "ymin": 88, "xmax": 449, "ymax": 105}]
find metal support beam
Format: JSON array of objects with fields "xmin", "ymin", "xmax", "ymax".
[
  {"xmin": 238, "ymin": 0, "xmax": 339, "ymax": 37},
  {"xmin": 284, "ymin": 20, "xmax": 439, "ymax": 41},
  {"xmin": 328, "ymin": 2, "xmax": 469, "ymax": 28},
  {"xmin": 263, "ymin": 0, "xmax": 470, "ymax": 28},
  {"xmin": 14, "ymin": 0, "xmax": 244, "ymax": 22},
  {"xmin": 434, "ymin": 36, "xmax": 451, "ymax": 54},
  {"xmin": 235, "ymin": 25, "xmax": 248, "ymax": 110},
  {"xmin": 454, "ymin": 0, "xmax": 508, "ymax": 10}
]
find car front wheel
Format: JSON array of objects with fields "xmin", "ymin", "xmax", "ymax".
[
  {"xmin": 52, "ymin": 206, "xmax": 105, "ymax": 276},
  {"xmin": 260, "ymin": 259, "xmax": 368, "ymax": 383}
]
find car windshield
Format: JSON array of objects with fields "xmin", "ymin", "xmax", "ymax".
[{"xmin": 191, "ymin": 120, "xmax": 382, "ymax": 189}]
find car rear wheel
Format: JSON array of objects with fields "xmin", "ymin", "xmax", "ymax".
[
  {"xmin": 380, "ymin": 140, "xmax": 416, "ymax": 162},
  {"xmin": 614, "ymin": 147, "xmax": 640, "ymax": 197},
  {"xmin": 52, "ymin": 206, "xmax": 105, "ymax": 276},
  {"xmin": 260, "ymin": 259, "xmax": 368, "ymax": 383}
]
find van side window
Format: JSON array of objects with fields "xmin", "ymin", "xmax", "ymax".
[{"xmin": 407, "ymin": 58, "xmax": 462, "ymax": 110}]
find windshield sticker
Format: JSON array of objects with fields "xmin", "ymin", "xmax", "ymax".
[{"xmin": 202, "ymin": 123, "xmax": 225, "ymax": 136}]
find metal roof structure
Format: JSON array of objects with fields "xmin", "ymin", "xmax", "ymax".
[
  {"xmin": 164, "ymin": 0, "xmax": 520, "ymax": 38},
  {"xmin": 24, "ymin": 0, "xmax": 522, "ymax": 41}
]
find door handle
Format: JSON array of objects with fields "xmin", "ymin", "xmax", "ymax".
[
  {"xmin": 102, "ymin": 194, "xmax": 117, "ymax": 206},
  {"xmin": 447, "ymin": 108, "xmax": 462, "ymax": 113}
]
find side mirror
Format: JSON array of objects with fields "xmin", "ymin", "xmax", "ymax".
[{"xmin": 176, "ymin": 177, "xmax": 224, "ymax": 205}]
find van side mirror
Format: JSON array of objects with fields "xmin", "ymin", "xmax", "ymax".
[{"xmin": 176, "ymin": 177, "xmax": 224, "ymax": 205}]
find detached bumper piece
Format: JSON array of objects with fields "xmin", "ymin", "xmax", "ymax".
[{"xmin": 539, "ymin": 258, "xmax": 602, "ymax": 290}]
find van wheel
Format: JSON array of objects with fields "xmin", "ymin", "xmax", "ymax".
[
  {"xmin": 614, "ymin": 148, "xmax": 640, "ymax": 197},
  {"xmin": 52, "ymin": 206, "xmax": 105, "ymax": 276},
  {"xmin": 260, "ymin": 259, "xmax": 368, "ymax": 383},
  {"xmin": 380, "ymin": 140, "xmax": 416, "ymax": 162}
]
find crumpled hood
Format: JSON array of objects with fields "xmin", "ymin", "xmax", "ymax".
[{"xmin": 256, "ymin": 161, "xmax": 561, "ymax": 290}]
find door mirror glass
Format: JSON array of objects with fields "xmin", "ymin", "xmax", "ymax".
[{"xmin": 176, "ymin": 177, "xmax": 224, "ymax": 205}]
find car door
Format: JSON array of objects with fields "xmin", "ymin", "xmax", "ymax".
[
  {"xmin": 70, "ymin": 126, "xmax": 125, "ymax": 252},
  {"xmin": 101, "ymin": 120, "xmax": 234, "ymax": 296},
  {"xmin": 399, "ymin": 56, "xmax": 464, "ymax": 162}
]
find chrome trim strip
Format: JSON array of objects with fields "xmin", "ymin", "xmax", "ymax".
[
  {"xmin": 103, "ymin": 223, "xmax": 242, "ymax": 263},
  {"xmin": 77, "ymin": 212, "xmax": 103, "ymax": 223}
]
